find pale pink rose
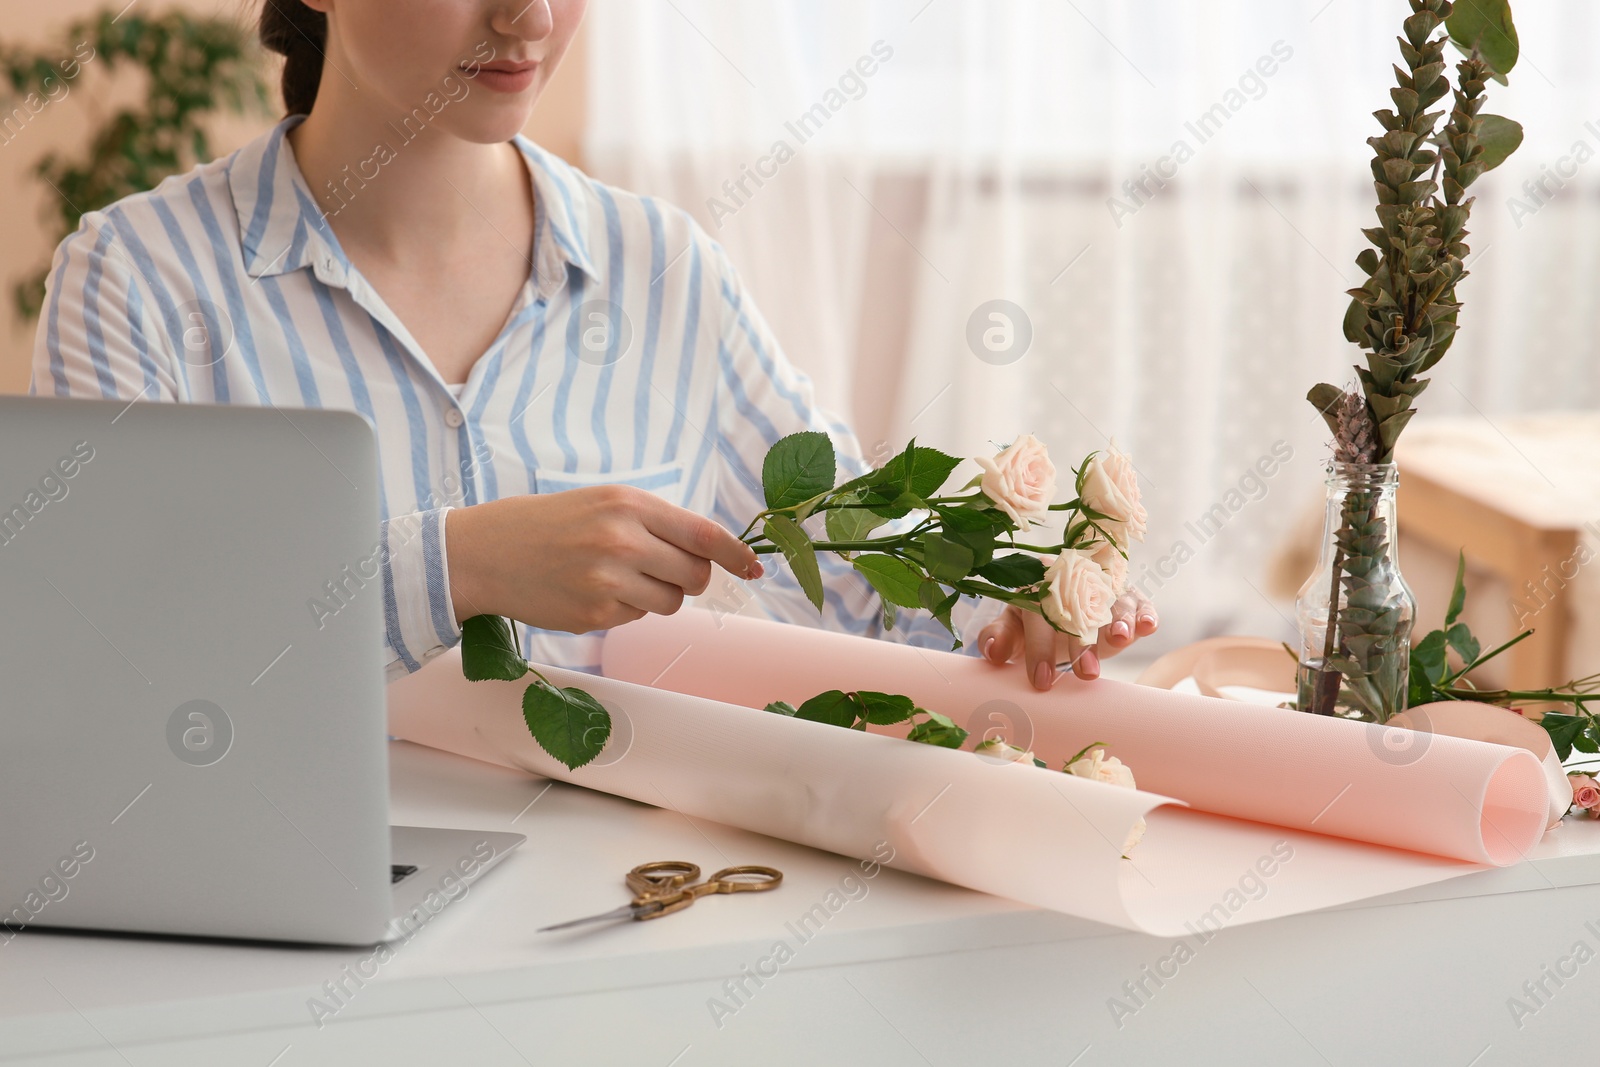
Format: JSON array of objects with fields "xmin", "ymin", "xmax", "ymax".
[
  {"xmin": 975, "ymin": 434, "xmax": 1057, "ymax": 529},
  {"xmin": 1065, "ymin": 748, "xmax": 1138, "ymax": 789},
  {"xmin": 1570, "ymin": 773, "xmax": 1600, "ymax": 812},
  {"xmin": 973, "ymin": 737, "xmax": 1035, "ymax": 764},
  {"xmin": 1064, "ymin": 748, "xmax": 1144, "ymax": 855},
  {"xmin": 1121, "ymin": 817, "xmax": 1147, "ymax": 858},
  {"xmin": 1041, "ymin": 550, "xmax": 1116, "ymax": 637},
  {"xmin": 1079, "ymin": 444, "xmax": 1148, "ymax": 544},
  {"xmin": 1088, "ymin": 538, "xmax": 1130, "ymax": 597}
]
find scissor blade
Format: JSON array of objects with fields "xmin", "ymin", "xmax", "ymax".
[{"xmin": 537, "ymin": 903, "xmax": 641, "ymax": 932}]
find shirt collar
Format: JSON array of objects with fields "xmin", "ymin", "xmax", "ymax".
[
  {"xmin": 229, "ymin": 117, "xmax": 600, "ymax": 290},
  {"xmin": 512, "ymin": 134, "xmax": 599, "ymax": 294}
]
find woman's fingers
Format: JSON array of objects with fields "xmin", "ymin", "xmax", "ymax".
[
  {"xmin": 639, "ymin": 494, "xmax": 763, "ymax": 579},
  {"xmin": 1063, "ymin": 631, "xmax": 1100, "ymax": 679},
  {"xmin": 617, "ymin": 572, "xmax": 687, "ymax": 620},
  {"xmin": 1021, "ymin": 609, "xmax": 1061, "ymax": 690},
  {"xmin": 1134, "ymin": 590, "xmax": 1159, "ymax": 636},
  {"xmin": 979, "ymin": 607, "xmax": 1025, "ymax": 666},
  {"xmin": 1099, "ymin": 593, "xmax": 1142, "ymax": 652},
  {"xmin": 638, "ymin": 539, "xmax": 715, "ymax": 597}
]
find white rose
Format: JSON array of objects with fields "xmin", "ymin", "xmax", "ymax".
[
  {"xmin": 1122, "ymin": 817, "xmax": 1147, "ymax": 858},
  {"xmin": 1078, "ymin": 443, "xmax": 1147, "ymax": 544},
  {"xmin": 974, "ymin": 737, "xmax": 1035, "ymax": 764},
  {"xmin": 1065, "ymin": 748, "xmax": 1138, "ymax": 789},
  {"xmin": 1041, "ymin": 550, "xmax": 1116, "ymax": 638},
  {"xmin": 1087, "ymin": 539, "xmax": 1129, "ymax": 597},
  {"xmin": 1065, "ymin": 748, "xmax": 1143, "ymax": 856},
  {"xmin": 975, "ymin": 434, "xmax": 1057, "ymax": 529}
]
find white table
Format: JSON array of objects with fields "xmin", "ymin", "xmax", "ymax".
[{"xmin": 5, "ymin": 740, "xmax": 1600, "ymax": 1066}]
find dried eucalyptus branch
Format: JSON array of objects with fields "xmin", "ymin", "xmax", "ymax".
[{"xmin": 1301, "ymin": 0, "xmax": 1522, "ymax": 720}]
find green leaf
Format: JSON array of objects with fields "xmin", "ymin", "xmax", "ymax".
[
  {"xmin": 917, "ymin": 578, "xmax": 947, "ymax": 615},
  {"xmin": 762, "ymin": 431, "xmax": 837, "ymax": 510},
  {"xmin": 1445, "ymin": 551, "xmax": 1468, "ymax": 626},
  {"xmin": 1445, "ymin": 622, "xmax": 1481, "ymax": 667},
  {"xmin": 1477, "ymin": 114, "xmax": 1523, "ymax": 172},
  {"xmin": 853, "ymin": 554, "xmax": 925, "ymax": 609},
  {"xmin": 1541, "ymin": 713, "xmax": 1587, "ymax": 762},
  {"xmin": 795, "ymin": 690, "xmax": 860, "ymax": 728},
  {"xmin": 1032, "ymin": 757, "xmax": 1048, "ymax": 769},
  {"xmin": 920, "ymin": 532, "xmax": 976, "ymax": 583},
  {"xmin": 1446, "ymin": 0, "xmax": 1518, "ymax": 77},
  {"xmin": 764, "ymin": 514, "xmax": 825, "ymax": 612},
  {"xmin": 856, "ymin": 691, "xmax": 918, "ymax": 725},
  {"xmin": 976, "ymin": 553, "xmax": 1047, "ymax": 589},
  {"xmin": 1307, "ymin": 382, "xmax": 1347, "ymax": 435},
  {"xmin": 1410, "ymin": 629, "xmax": 1450, "ymax": 688},
  {"xmin": 878, "ymin": 444, "xmax": 962, "ymax": 499},
  {"xmin": 937, "ymin": 504, "xmax": 1004, "ymax": 534},
  {"xmin": 1344, "ymin": 300, "xmax": 1369, "ymax": 347},
  {"xmin": 882, "ymin": 599, "xmax": 897, "ymax": 632},
  {"xmin": 523, "ymin": 679, "xmax": 611, "ymax": 770},
  {"xmin": 938, "ymin": 505, "xmax": 1009, "ymax": 562},
  {"xmin": 765, "ymin": 700, "xmax": 799, "ymax": 716},
  {"xmin": 824, "ymin": 494, "xmax": 884, "ymax": 543},
  {"xmin": 906, "ymin": 711, "xmax": 969, "ymax": 749},
  {"xmin": 460, "ymin": 615, "xmax": 529, "ymax": 682}
]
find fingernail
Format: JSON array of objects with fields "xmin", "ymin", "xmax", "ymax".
[
  {"xmin": 1138, "ymin": 613, "xmax": 1155, "ymax": 629},
  {"xmin": 1111, "ymin": 620, "xmax": 1130, "ymax": 640},
  {"xmin": 747, "ymin": 560, "xmax": 764, "ymax": 579},
  {"xmin": 1034, "ymin": 661, "xmax": 1053, "ymax": 689},
  {"xmin": 1078, "ymin": 650, "xmax": 1100, "ymax": 677},
  {"xmin": 981, "ymin": 636, "xmax": 995, "ymax": 660}
]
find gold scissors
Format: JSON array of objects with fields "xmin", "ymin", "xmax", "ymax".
[{"xmin": 538, "ymin": 861, "xmax": 783, "ymax": 932}]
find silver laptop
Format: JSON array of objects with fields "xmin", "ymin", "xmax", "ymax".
[{"xmin": 0, "ymin": 395, "xmax": 522, "ymax": 945}]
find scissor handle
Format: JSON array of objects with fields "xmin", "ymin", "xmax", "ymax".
[
  {"xmin": 699, "ymin": 865, "xmax": 783, "ymax": 894},
  {"xmin": 627, "ymin": 860, "xmax": 701, "ymax": 899}
]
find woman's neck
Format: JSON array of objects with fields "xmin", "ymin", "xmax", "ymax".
[{"xmin": 288, "ymin": 101, "xmax": 531, "ymax": 265}]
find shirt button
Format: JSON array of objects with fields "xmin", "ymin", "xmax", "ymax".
[{"xmin": 444, "ymin": 408, "xmax": 464, "ymax": 429}]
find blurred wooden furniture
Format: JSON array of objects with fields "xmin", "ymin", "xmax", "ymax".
[{"xmin": 1397, "ymin": 414, "xmax": 1600, "ymax": 691}]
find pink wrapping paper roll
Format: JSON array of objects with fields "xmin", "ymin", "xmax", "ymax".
[
  {"xmin": 387, "ymin": 655, "xmax": 1168, "ymax": 931},
  {"xmin": 603, "ymin": 611, "xmax": 1548, "ymax": 868}
]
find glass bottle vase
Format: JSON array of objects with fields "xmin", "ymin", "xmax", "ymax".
[{"xmin": 1295, "ymin": 462, "xmax": 1416, "ymax": 722}]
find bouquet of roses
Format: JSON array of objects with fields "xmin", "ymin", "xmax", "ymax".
[{"xmin": 460, "ymin": 433, "xmax": 1146, "ymax": 771}]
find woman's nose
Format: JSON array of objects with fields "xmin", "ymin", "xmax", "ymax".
[{"xmin": 493, "ymin": 0, "xmax": 556, "ymax": 42}]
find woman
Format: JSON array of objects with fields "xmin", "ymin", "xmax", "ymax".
[{"xmin": 33, "ymin": 0, "xmax": 1156, "ymax": 687}]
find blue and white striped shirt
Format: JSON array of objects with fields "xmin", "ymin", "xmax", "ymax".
[{"xmin": 33, "ymin": 117, "xmax": 988, "ymax": 680}]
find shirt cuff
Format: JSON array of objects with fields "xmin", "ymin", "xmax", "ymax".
[{"xmin": 381, "ymin": 507, "xmax": 462, "ymax": 681}]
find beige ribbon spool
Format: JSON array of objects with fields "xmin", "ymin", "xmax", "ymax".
[{"xmin": 1138, "ymin": 637, "xmax": 1573, "ymax": 830}]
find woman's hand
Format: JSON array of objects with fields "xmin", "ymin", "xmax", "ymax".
[
  {"xmin": 445, "ymin": 487, "xmax": 762, "ymax": 633},
  {"xmin": 978, "ymin": 590, "xmax": 1158, "ymax": 690}
]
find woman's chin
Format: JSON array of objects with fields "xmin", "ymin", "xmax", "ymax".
[{"xmin": 438, "ymin": 106, "xmax": 540, "ymax": 147}]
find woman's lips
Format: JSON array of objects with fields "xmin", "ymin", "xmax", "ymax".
[{"xmin": 467, "ymin": 62, "xmax": 538, "ymax": 93}]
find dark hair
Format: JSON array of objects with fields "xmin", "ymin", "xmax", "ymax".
[{"xmin": 259, "ymin": 1, "xmax": 327, "ymax": 116}]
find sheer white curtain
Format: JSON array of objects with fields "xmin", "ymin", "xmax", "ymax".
[{"xmin": 585, "ymin": 0, "xmax": 1600, "ymax": 650}]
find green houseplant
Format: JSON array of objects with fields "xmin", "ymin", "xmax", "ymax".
[{"xmin": 3, "ymin": 9, "xmax": 268, "ymax": 318}]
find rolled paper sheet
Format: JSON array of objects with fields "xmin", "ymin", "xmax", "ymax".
[
  {"xmin": 388, "ymin": 647, "xmax": 1511, "ymax": 935},
  {"xmin": 1135, "ymin": 636, "xmax": 1296, "ymax": 696},
  {"xmin": 1139, "ymin": 638, "xmax": 1574, "ymax": 831},
  {"xmin": 1391, "ymin": 702, "xmax": 1574, "ymax": 830},
  {"xmin": 602, "ymin": 612, "xmax": 1549, "ymax": 868},
  {"xmin": 387, "ymin": 655, "xmax": 1171, "ymax": 931}
]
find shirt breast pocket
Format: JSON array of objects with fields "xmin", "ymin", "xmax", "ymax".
[{"xmin": 533, "ymin": 461, "xmax": 688, "ymax": 508}]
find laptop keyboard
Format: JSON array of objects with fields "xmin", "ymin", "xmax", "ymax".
[{"xmin": 391, "ymin": 864, "xmax": 418, "ymax": 884}]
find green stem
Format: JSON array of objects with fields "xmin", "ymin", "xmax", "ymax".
[
  {"xmin": 1439, "ymin": 629, "xmax": 1534, "ymax": 686},
  {"xmin": 1435, "ymin": 687, "xmax": 1599, "ymax": 707}
]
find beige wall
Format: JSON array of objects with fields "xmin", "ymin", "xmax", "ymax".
[{"xmin": 0, "ymin": 1, "xmax": 587, "ymax": 394}]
